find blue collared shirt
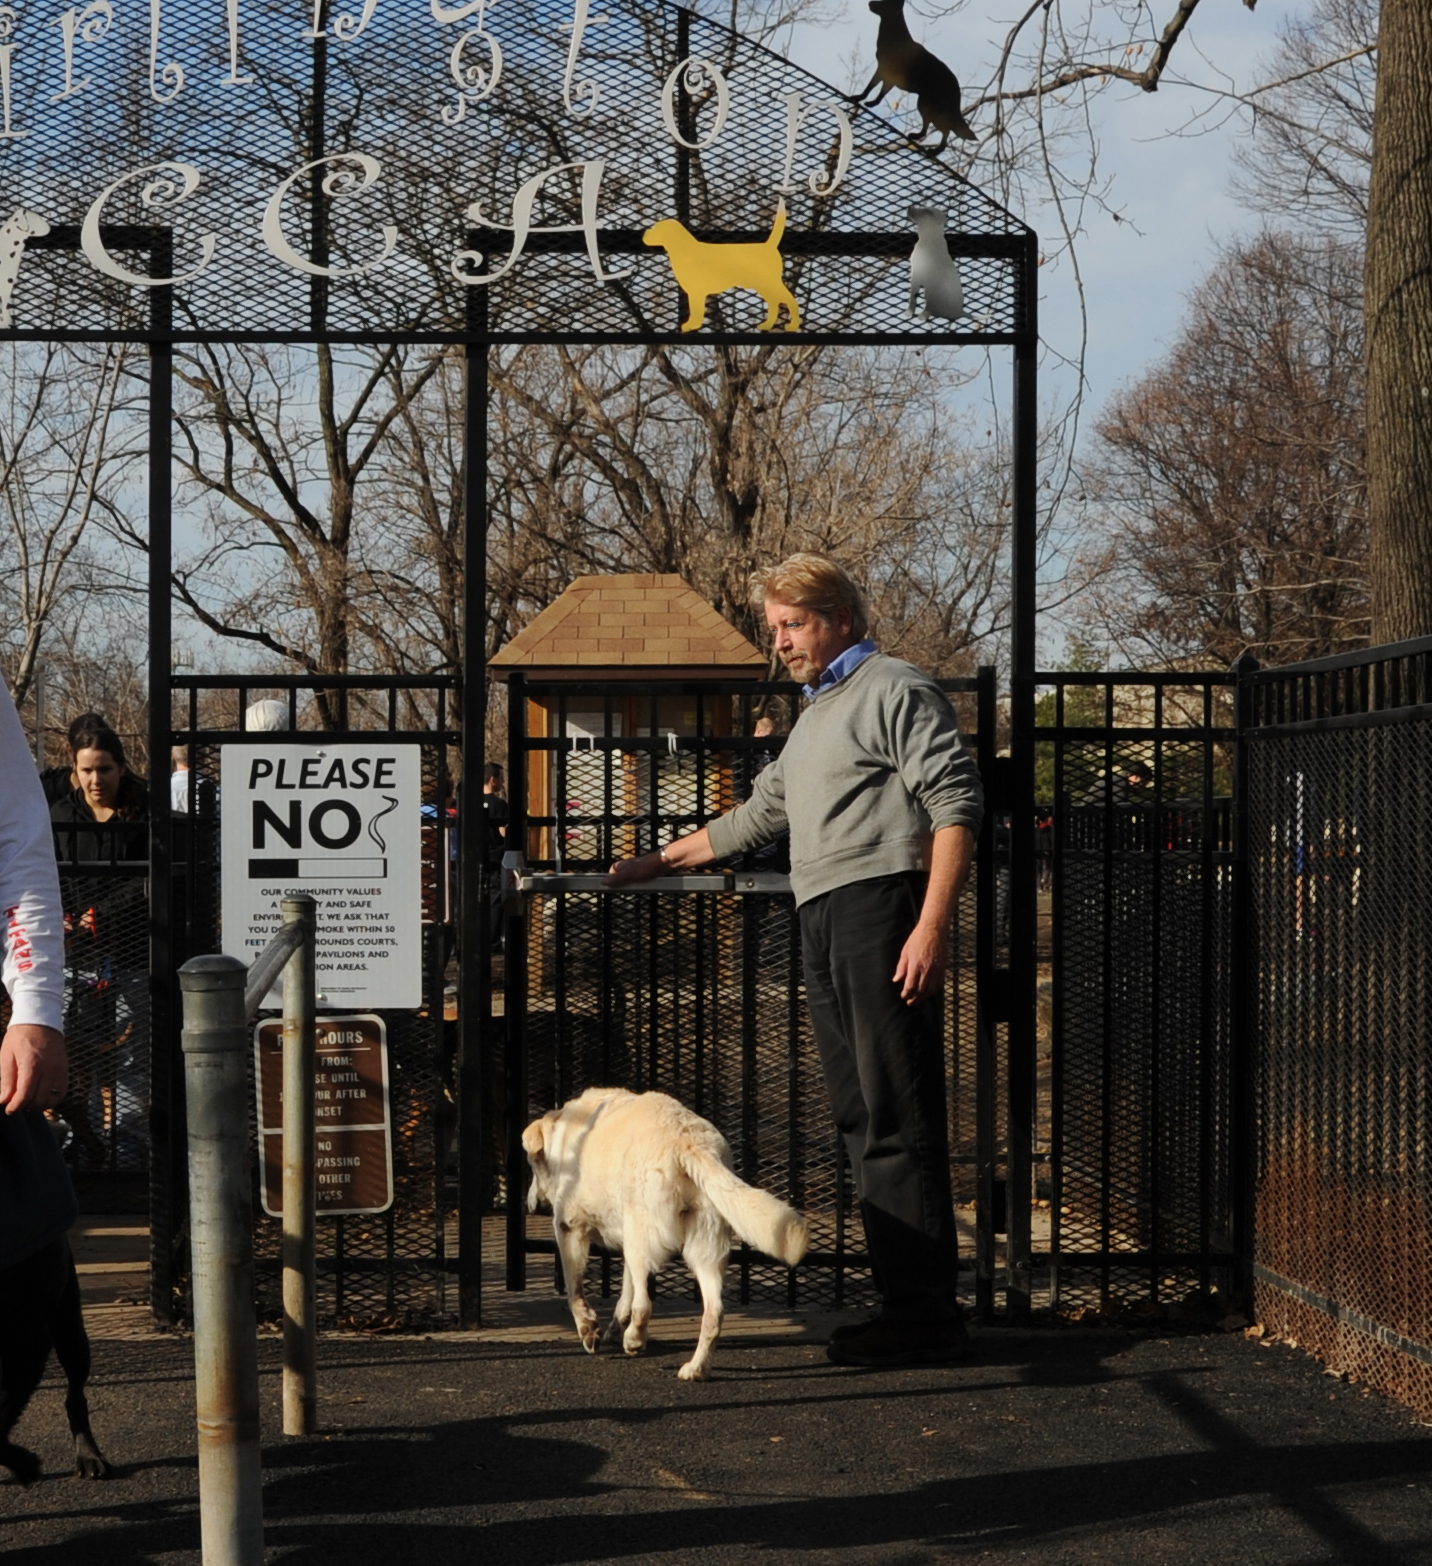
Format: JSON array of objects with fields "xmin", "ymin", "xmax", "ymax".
[{"xmin": 803, "ymin": 638, "xmax": 878, "ymax": 700}]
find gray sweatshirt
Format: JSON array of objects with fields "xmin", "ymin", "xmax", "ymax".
[{"xmin": 706, "ymin": 652, "xmax": 985, "ymax": 905}]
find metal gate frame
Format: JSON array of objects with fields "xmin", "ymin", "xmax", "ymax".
[
  {"xmin": 497, "ymin": 668, "xmax": 1009, "ymax": 1314},
  {"xmin": 7, "ymin": 0, "xmax": 1042, "ymax": 1331},
  {"xmin": 160, "ymin": 673, "xmax": 461, "ymax": 1328}
]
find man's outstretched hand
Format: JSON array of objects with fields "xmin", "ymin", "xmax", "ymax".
[{"xmin": 0, "ymin": 1024, "xmax": 68, "ymax": 1114}]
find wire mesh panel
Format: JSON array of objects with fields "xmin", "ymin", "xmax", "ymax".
[
  {"xmin": 505, "ymin": 673, "xmax": 989, "ymax": 1312},
  {"xmin": 170, "ymin": 674, "xmax": 459, "ymax": 1328},
  {"xmin": 1039, "ymin": 673, "xmax": 1236, "ymax": 1313},
  {"xmin": 1245, "ymin": 641, "xmax": 1432, "ymax": 1418},
  {"xmin": 48, "ymin": 822, "xmax": 151, "ymax": 1210},
  {"xmin": 2, "ymin": 0, "xmax": 1029, "ymax": 347}
]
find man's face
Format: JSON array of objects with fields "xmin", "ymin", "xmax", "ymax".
[{"xmin": 764, "ymin": 598, "xmax": 858, "ymax": 684}]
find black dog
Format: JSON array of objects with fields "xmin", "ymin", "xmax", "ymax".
[{"xmin": 0, "ymin": 1237, "xmax": 111, "ymax": 1483}]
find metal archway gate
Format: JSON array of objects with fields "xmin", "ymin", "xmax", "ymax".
[
  {"xmin": 5, "ymin": 0, "xmax": 1041, "ymax": 1327},
  {"xmin": 497, "ymin": 670, "xmax": 1006, "ymax": 1316}
]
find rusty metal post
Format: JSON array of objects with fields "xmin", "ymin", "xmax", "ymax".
[
  {"xmin": 280, "ymin": 895, "xmax": 318, "ymax": 1437},
  {"xmin": 180, "ymin": 954, "xmax": 264, "ymax": 1566}
]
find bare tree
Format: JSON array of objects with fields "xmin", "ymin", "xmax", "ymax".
[
  {"xmin": 0, "ymin": 342, "xmax": 144, "ymax": 708},
  {"xmin": 1078, "ymin": 231, "xmax": 1367, "ymax": 667},
  {"xmin": 1230, "ymin": 0, "xmax": 1377, "ymax": 240},
  {"xmin": 165, "ymin": 342, "xmax": 446, "ymax": 725},
  {"xmin": 483, "ymin": 342, "xmax": 1019, "ymax": 677}
]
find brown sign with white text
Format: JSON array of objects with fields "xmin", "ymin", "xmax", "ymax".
[{"xmin": 255, "ymin": 1014, "xmax": 393, "ymax": 1216}]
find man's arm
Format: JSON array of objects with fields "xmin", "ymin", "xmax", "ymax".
[
  {"xmin": 0, "ymin": 683, "xmax": 68, "ymax": 1112},
  {"xmin": 893, "ymin": 824, "xmax": 976, "ymax": 1004},
  {"xmin": 607, "ymin": 826, "xmax": 718, "ymax": 887}
]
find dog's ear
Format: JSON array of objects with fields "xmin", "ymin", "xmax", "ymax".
[{"xmin": 522, "ymin": 1111, "xmax": 556, "ymax": 1159}]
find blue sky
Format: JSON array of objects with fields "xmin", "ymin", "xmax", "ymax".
[{"xmin": 784, "ymin": 0, "xmax": 1295, "ymax": 419}]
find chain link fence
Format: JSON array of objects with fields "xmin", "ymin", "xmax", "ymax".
[
  {"xmin": 1245, "ymin": 642, "xmax": 1432, "ymax": 1417},
  {"xmin": 1039, "ymin": 674, "xmax": 1237, "ymax": 1315}
]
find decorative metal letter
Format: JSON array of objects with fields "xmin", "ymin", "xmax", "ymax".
[
  {"xmin": 81, "ymin": 163, "xmax": 216, "ymax": 286},
  {"xmin": 439, "ymin": 0, "xmax": 501, "ymax": 125},
  {"xmin": 148, "ymin": 0, "xmax": 184, "ymax": 102},
  {"xmin": 223, "ymin": 0, "xmax": 254, "ymax": 84},
  {"xmin": 0, "ymin": 7, "xmax": 26, "ymax": 138},
  {"xmin": 453, "ymin": 159, "xmax": 626, "ymax": 287},
  {"xmin": 304, "ymin": 0, "xmax": 379, "ymax": 42},
  {"xmin": 262, "ymin": 154, "xmax": 398, "ymax": 278},
  {"xmin": 558, "ymin": 0, "xmax": 607, "ymax": 120},
  {"xmin": 51, "ymin": 1, "xmax": 113, "ymax": 102},
  {"xmin": 660, "ymin": 56, "xmax": 729, "ymax": 150},
  {"xmin": 0, "ymin": 208, "xmax": 50, "ymax": 325},
  {"xmin": 773, "ymin": 91, "xmax": 852, "ymax": 197}
]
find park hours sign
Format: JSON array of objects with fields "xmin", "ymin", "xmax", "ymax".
[{"xmin": 221, "ymin": 744, "xmax": 422, "ymax": 1009}]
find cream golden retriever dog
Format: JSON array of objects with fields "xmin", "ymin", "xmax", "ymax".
[{"xmin": 524, "ymin": 1087, "xmax": 808, "ymax": 1380}]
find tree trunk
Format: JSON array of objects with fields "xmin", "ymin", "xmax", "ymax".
[{"xmin": 1365, "ymin": 0, "xmax": 1432, "ymax": 642}]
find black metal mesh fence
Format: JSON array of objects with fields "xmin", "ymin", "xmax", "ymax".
[
  {"xmin": 171, "ymin": 676, "xmax": 459, "ymax": 1328},
  {"xmin": 1246, "ymin": 645, "xmax": 1432, "ymax": 1417},
  {"xmin": 506, "ymin": 675, "xmax": 986, "ymax": 1311},
  {"xmin": 6, "ymin": 0, "xmax": 1027, "ymax": 346},
  {"xmin": 1040, "ymin": 675, "xmax": 1236, "ymax": 1313},
  {"xmin": 52, "ymin": 822, "xmax": 151, "ymax": 1202}
]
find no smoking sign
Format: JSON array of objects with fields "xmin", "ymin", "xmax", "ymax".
[{"xmin": 221, "ymin": 744, "xmax": 423, "ymax": 1009}]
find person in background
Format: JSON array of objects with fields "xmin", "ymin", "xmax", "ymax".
[
  {"xmin": 38, "ymin": 712, "xmax": 112, "ymax": 807},
  {"xmin": 169, "ymin": 744, "xmax": 216, "ymax": 815},
  {"xmin": 483, "ymin": 763, "xmax": 509, "ymax": 953},
  {"xmin": 244, "ymin": 698, "xmax": 290, "ymax": 733},
  {"xmin": 49, "ymin": 727, "xmax": 150, "ymax": 1168},
  {"xmin": 608, "ymin": 553, "xmax": 984, "ymax": 1368},
  {"xmin": 0, "ymin": 677, "xmax": 77, "ymax": 1482}
]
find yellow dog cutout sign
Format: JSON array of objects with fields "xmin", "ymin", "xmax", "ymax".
[{"xmin": 642, "ymin": 200, "xmax": 801, "ymax": 333}]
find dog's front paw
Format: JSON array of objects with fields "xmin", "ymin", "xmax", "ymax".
[
  {"xmin": 677, "ymin": 1360, "xmax": 709, "ymax": 1381},
  {"xmin": 622, "ymin": 1324, "xmax": 649, "ymax": 1357},
  {"xmin": 74, "ymin": 1434, "xmax": 112, "ymax": 1480},
  {"xmin": 578, "ymin": 1320, "xmax": 601, "ymax": 1354}
]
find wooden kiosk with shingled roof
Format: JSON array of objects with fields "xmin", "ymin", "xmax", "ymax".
[{"xmin": 488, "ymin": 574, "xmax": 768, "ymax": 864}]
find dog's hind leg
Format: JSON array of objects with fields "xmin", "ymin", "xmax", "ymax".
[
  {"xmin": 600, "ymin": 1264, "xmax": 634, "ymax": 1349},
  {"xmin": 619, "ymin": 1250, "xmax": 653, "ymax": 1357},
  {"xmin": 52, "ymin": 1247, "xmax": 110, "ymax": 1478},
  {"xmin": 677, "ymin": 1249, "xmax": 727, "ymax": 1382},
  {"xmin": 555, "ymin": 1221, "xmax": 601, "ymax": 1353}
]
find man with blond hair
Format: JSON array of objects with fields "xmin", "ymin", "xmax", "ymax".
[{"xmin": 609, "ymin": 553, "xmax": 983, "ymax": 1366}]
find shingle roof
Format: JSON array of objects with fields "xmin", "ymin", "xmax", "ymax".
[{"xmin": 489, "ymin": 574, "xmax": 767, "ymax": 673}]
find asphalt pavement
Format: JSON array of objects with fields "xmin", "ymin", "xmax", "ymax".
[{"xmin": 5, "ymin": 1308, "xmax": 1432, "ymax": 1565}]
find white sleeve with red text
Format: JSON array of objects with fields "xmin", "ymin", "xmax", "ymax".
[{"xmin": 0, "ymin": 683, "xmax": 65, "ymax": 1032}]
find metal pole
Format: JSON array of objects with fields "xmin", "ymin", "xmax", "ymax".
[
  {"xmin": 180, "ymin": 955, "xmax": 263, "ymax": 1566},
  {"xmin": 458, "ymin": 283, "xmax": 490, "ymax": 1328},
  {"xmin": 281, "ymin": 896, "xmax": 318, "ymax": 1437},
  {"xmin": 1006, "ymin": 229, "xmax": 1041, "ymax": 1324},
  {"xmin": 149, "ymin": 249, "xmax": 179, "ymax": 1327}
]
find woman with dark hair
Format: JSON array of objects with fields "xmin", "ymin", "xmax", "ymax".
[{"xmin": 49, "ymin": 728, "xmax": 150, "ymax": 1168}]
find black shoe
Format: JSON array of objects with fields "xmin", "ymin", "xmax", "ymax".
[
  {"xmin": 826, "ymin": 1317, "xmax": 968, "ymax": 1368},
  {"xmin": 828, "ymin": 1313, "xmax": 883, "ymax": 1346}
]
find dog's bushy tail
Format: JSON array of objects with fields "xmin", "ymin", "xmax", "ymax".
[
  {"xmin": 767, "ymin": 199, "xmax": 788, "ymax": 249},
  {"xmin": 678, "ymin": 1142, "xmax": 808, "ymax": 1266}
]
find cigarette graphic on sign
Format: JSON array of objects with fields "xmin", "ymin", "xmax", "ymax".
[
  {"xmin": 249, "ymin": 858, "xmax": 388, "ymax": 877},
  {"xmin": 248, "ymin": 796, "xmax": 401, "ymax": 879}
]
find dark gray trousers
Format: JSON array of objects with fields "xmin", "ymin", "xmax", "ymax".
[{"xmin": 800, "ymin": 873, "xmax": 962, "ymax": 1323}]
